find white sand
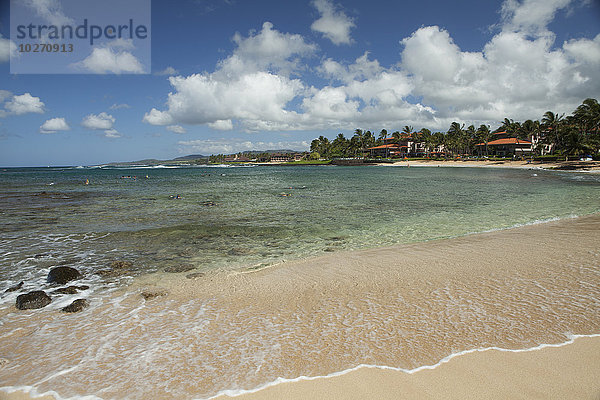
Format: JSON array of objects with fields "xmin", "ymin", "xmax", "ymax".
[{"xmin": 220, "ymin": 336, "xmax": 600, "ymax": 400}]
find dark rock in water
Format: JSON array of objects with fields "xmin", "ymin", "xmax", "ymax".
[
  {"xmin": 53, "ymin": 285, "xmax": 90, "ymax": 295},
  {"xmin": 16, "ymin": 291, "xmax": 52, "ymax": 310},
  {"xmin": 47, "ymin": 266, "xmax": 82, "ymax": 285},
  {"xmin": 186, "ymin": 272, "xmax": 205, "ymax": 280},
  {"xmin": 61, "ymin": 299, "xmax": 89, "ymax": 313},
  {"xmin": 164, "ymin": 264, "xmax": 195, "ymax": 273},
  {"xmin": 4, "ymin": 281, "xmax": 24, "ymax": 293},
  {"xmin": 110, "ymin": 260, "xmax": 133, "ymax": 270},
  {"xmin": 33, "ymin": 253, "xmax": 50, "ymax": 259},
  {"xmin": 141, "ymin": 290, "xmax": 168, "ymax": 300}
]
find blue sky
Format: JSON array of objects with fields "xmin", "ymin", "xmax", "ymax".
[{"xmin": 0, "ymin": 0, "xmax": 599, "ymax": 166}]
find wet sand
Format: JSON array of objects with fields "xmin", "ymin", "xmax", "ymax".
[
  {"xmin": 218, "ymin": 335, "xmax": 600, "ymax": 400},
  {"xmin": 3, "ymin": 336, "xmax": 598, "ymax": 400},
  {"xmin": 380, "ymin": 158, "xmax": 600, "ymax": 172},
  {"xmin": 1, "ymin": 214, "xmax": 599, "ymax": 399}
]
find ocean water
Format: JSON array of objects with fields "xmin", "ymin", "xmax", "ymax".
[
  {"xmin": 1, "ymin": 165, "xmax": 599, "ymax": 290},
  {"xmin": 1, "ymin": 165, "xmax": 600, "ymax": 399}
]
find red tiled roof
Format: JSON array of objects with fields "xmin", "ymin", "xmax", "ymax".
[
  {"xmin": 476, "ymin": 138, "xmax": 532, "ymax": 146},
  {"xmin": 493, "ymin": 131, "xmax": 508, "ymax": 135},
  {"xmin": 367, "ymin": 144, "xmax": 401, "ymax": 150}
]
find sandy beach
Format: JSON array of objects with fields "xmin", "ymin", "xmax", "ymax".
[
  {"xmin": 217, "ymin": 335, "xmax": 600, "ymax": 400},
  {"xmin": 3, "ymin": 336, "xmax": 598, "ymax": 400},
  {"xmin": 1, "ymin": 214, "xmax": 599, "ymax": 399},
  {"xmin": 378, "ymin": 158, "xmax": 600, "ymax": 172}
]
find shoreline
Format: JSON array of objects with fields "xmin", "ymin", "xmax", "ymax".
[
  {"xmin": 3, "ymin": 335, "xmax": 598, "ymax": 400},
  {"xmin": 1, "ymin": 214, "xmax": 599, "ymax": 399},
  {"xmin": 375, "ymin": 158, "xmax": 600, "ymax": 172},
  {"xmin": 212, "ymin": 334, "xmax": 600, "ymax": 400}
]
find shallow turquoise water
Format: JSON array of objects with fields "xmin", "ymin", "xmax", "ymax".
[{"xmin": 1, "ymin": 165, "xmax": 599, "ymax": 291}]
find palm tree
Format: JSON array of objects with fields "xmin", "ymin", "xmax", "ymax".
[
  {"xmin": 389, "ymin": 131, "xmax": 402, "ymax": 158},
  {"xmin": 419, "ymin": 128, "xmax": 432, "ymax": 156},
  {"xmin": 541, "ymin": 111, "xmax": 563, "ymax": 128},
  {"xmin": 541, "ymin": 111, "xmax": 564, "ymax": 153},
  {"xmin": 448, "ymin": 122, "xmax": 463, "ymax": 135},
  {"xmin": 432, "ymin": 132, "xmax": 445, "ymax": 157},
  {"xmin": 363, "ymin": 130, "xmax": 375, "ymax": 152},
  {"xmin": 331, "ymin": 133, "xmax": 349, "ymax": 157},
  {"xmin": 310, "ymin": 135, "xmax": 331, "ymax": 158},
  {"xmin": 464, "ymin": 125, "xmax": 476, "ymax": 155},
  {"xmin": 378, "ymin": 129, "xmax": 388, "ymax": 144},
  {"xmin": 446, "ymin": 122, "xmax": 464, "ymax": 156},
  {"xmin": 573, "ymin": 98, "xmax": 600, "ymax": 134},
  {"xmin": 560, "ymin": 126, "xmax": 592, "ymax": 161},
  {"xmin": 476, "ymin": 124, "xmax": 493, "ymax": 157},
  {"xmin": 518, "ymin": 119, "xmax": 539, "ymax": 140},
  {"xmin": 352, "ymin": 129, "xmax": 365, "ymax": 156},
  {"xmin": 499, "ymin": 118, "xmax": 521, "ymax": 136},
  {"xmin": 349, "ymin": 135, "xmax": 361, "ymax": 157}
]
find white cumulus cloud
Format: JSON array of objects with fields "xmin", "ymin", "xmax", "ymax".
[
  {"xmin": 310, "ymin": 0, "xmax": 355, "ymax": 45},
  {"xmin": 144, "ymin": 22, "xmax": 312, "ymax": 131},
  {"xmin": 23, "ymin": 0, "xmax": 73, "ymax": 26},
  {"xmin": 399, "ymin": 21, "xmax": 600, "ymax": 125},
  {"xmin": 73, "ymin": 40, "xmax": 145, "ymax": 74},
  {"xmin": 208, "ymin": 119, "xmax": 234, "ymax": 131},
  {"xmin": 4, "ymin": 93, "xmax": 45, "ymax": 115},
  {"xmin": 82, "ymin": 112, "xmax": 115, "ymax": 130},
  {"xmin": 0, "ymin": 34, "xmax": 17, "ymax": 63},
  {"xmin": 221, "ymin": 21, "xmax": 316, "ymax": 76},
  {"xmin": 144, "ymin": 1, "xmax": 600, "ymax": 133},
  {"xmin": 501, "ymin": 0, "xmax": 572, "ymax": 36},
  {"xmin": 109, "ymin": 103, "xmax": 131, "ymax": 110},
  {"xmin": 40, "ymin": 117, "xmax": 70, "ymax": 134},
  {"xmin": 155, "ymin": 66, "xmax": 179, "ymax": 76},
  {"xmin": 103, "ymin": 129, "xmax": 121, "ymax": 138},
  {"xmin": 82, "ymin": 112, "xmax": 121, "ymax": 137},
  {"xmin": 177, "ymin": 138, "xmax": 310, "ymax": 155},
  {"xmin": 0, "ymin": 90, "xmax": 12, "ymax": 103},
  {"xmin": 166, "ymin": 125, "xmax": 186, "ymax": 134}
]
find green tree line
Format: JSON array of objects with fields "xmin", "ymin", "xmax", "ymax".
[{"xmin": 309, "ymin": 98, "xmax": 600, "ymax": 159}]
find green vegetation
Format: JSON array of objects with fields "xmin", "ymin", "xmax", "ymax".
[
  {"xmin": 283, "ymin": 160, "xmax": 331, "ymax": 165},
  {"xmin": 307, "ymin": 98, "xmax": 600, "ymax": 160}
]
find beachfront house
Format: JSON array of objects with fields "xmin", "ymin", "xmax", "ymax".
[
  {"xmin": 475, "ymin": 131, "xmax": 533, "ymax": 157},
  {"xmin": 366, "ymin": 133, "xmax": 427, "ymax": 158},
  {"xmin": 366, "ymin": 143, "xmax": 405, "ymax": 158},
  {"xmin": 293, "ymin": 152, "xmax": 307, "ymax": 161},
  {"xmin": 270, "ymin": 153, "xmax": 291, "ymax": 162}
]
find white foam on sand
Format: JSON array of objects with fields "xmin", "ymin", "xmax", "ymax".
[
  {"xmin": 2, "ymin": 334, "xmax": 598, "ymax": 400},
  {"xmin": 204, "ymin": 333, "xmax": 600, "ymax": 400}
]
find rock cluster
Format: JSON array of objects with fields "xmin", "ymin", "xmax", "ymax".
[
  {"xmin": 61, "ymin": 299, "xmax": 89, "ymax": 313},
  {"xmin": 9, "ymin": 266, "xmax": 89, "ymax": 313},
  {"xmin": 47, "ymin": 266, "xmax": 82, "ymax": 285},
  {"xmin": 16, "ymin": 291, "xmax": 52, "ymax": 310}
]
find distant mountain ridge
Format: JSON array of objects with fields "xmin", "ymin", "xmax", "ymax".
[
  {"xmin": 101, "ymin": 149, "xmax": 304, "ymax": 166},
  {"xmin": 173, "ymin": 154, "xmax": 207, "ymax": 160}
]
